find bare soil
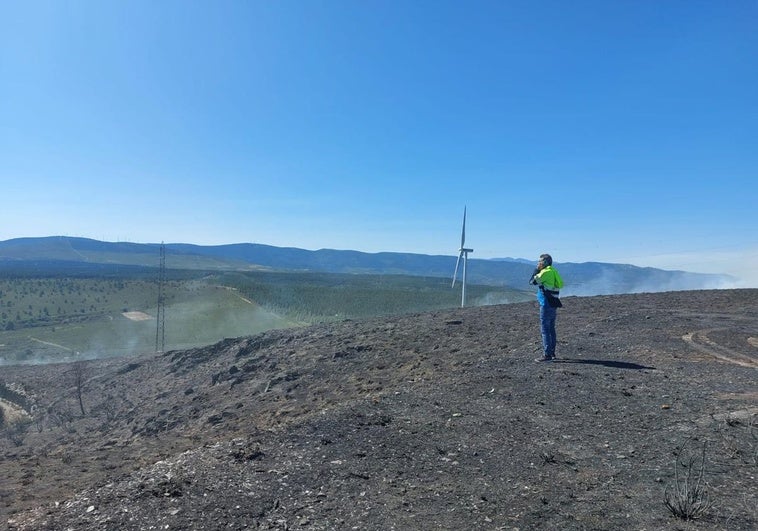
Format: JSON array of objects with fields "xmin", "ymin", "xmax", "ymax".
[
  {"xmin": 1, "ymin": 289, "xmax": 757, "ymax": 530},
  {"xmin": 122, "ymin": 311, "xmax": 153, "ymax": 322}
]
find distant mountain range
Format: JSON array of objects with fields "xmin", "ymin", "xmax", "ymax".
[{"xmin": 0, "ymin": 236, "xmax": 733, "ymax": 295}]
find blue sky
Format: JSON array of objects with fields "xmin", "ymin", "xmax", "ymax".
[{"xmin": 1, "ymin": 1, "xmax": 756, "ymax": 284}]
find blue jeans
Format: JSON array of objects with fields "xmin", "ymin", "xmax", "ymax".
[{"xmin": 540, "ymin": 304, "xmax": 557, "ymax": 358}]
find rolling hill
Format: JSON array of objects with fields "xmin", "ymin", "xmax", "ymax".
[
  {"xmin": 1, "ymin": 289, "xmax": 756, "ymax": 529},
  {"xmin": 0, "ymin": 236, "xmax": 733, "ymax": 295}
]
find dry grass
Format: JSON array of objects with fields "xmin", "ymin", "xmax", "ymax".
[{"xmin": 664, "ymin": 441, "xmax": 713, "ymax": 521}]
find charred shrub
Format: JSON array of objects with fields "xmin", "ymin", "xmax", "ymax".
[{"xmin": 664, "ymin": 441, "xmax": 712, "ymax": 521}]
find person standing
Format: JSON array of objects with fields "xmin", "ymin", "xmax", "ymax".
[{"xmin": 529, "ymin": 253, "xmax": 564, "ymax": 362}]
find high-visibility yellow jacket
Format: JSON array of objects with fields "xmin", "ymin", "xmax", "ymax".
[
  {"xmin": 535, "ymin": 265, "xmax": 564, "ymax": 307},
  {"xmin": 535, "ymin": 265, "xmax": 564, "ymax": 292}
]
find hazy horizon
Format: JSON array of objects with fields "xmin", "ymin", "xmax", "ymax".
[{"xmin": 1, "ymin": 234, "xmax": 753, "ymax": 290}]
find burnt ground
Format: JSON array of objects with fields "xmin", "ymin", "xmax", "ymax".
[{"xmin": 1, "ymin": 289, "xmax": 756, "ymax": 530}]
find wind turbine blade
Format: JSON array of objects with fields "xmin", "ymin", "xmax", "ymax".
[
  {"xmin": 460, "ymin": 206, "xmax": 467, "ymax": 248},
  {"xmin": 452, "ymin": 251, "xmax": 462, "ymax": 287}
]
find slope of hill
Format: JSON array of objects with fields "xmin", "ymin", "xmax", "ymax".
[
  {"xmin": 0, "ymin": 237, "xmax": 256, "ymax": 272},
  {"xmin": 0, "ymin": 236, "xmax": 733, "ymax": 295},
  {"xmin": 2, "ymin": 289, "xmax": 756, "ymax": 530}
]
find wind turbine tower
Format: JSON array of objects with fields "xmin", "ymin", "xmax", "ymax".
[{"xmin": 451, "ymin": 207, "xmax": 473, "ymax": 307}]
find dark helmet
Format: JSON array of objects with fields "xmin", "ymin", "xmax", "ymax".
[{"xmin": 539, "ymin": 254, "xmax": 553, "ymax": 266}]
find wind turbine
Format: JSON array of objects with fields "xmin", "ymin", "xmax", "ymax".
[{"xmin": 451, "ymin": 206, "xmax": 473, "ymax": 307}]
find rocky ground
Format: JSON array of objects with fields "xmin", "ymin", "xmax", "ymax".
[{"xmin": 1, "ymin": 289, "xmax": 756, "ymax": 530}]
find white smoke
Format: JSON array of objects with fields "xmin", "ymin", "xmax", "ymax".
[{"xmin": 621, "ymin": 246, "xmax": 758, "ymax": 289}]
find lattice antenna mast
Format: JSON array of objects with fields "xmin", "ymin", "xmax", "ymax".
[
  {"xmin": 155, "ymin": 242, "xmax": 166, "ymax": 353},
  {"xmin": 451, "ymin": 207, "xmax": 474, "ymax": 307}
]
